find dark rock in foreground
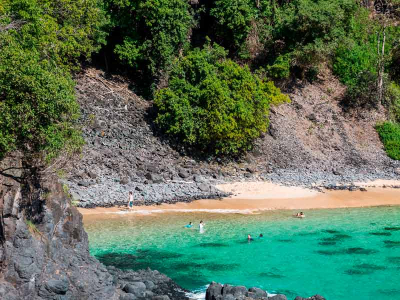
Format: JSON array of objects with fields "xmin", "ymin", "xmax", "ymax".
[
  {"xmin": 206, "ymin": 282, "xmax": 326, "ymax": 300},
  {"xmin": 0, "ymin": 157, "xmax": 188, "ymax": 300}
]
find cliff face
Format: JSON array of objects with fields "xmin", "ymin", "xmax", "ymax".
[
  {"xmin": 0, "ymin": 156, "xmax": 117, "ymax": 299},
  {"xmin": 0, "ymin": 156, "xmax": 188, "ymax": 300}
]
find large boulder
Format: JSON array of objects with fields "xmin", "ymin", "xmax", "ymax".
[
  {"xmin": 206, "ymin": 282, "xmax": 223, "ymax": 300},
  {"xmin": 122, "ymin": 282, "xmax": 147, "ymax": 296}
]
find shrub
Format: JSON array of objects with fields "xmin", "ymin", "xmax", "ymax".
[
  {"xmin": 154, "ymin": 44, "xmax": 290, "ymax": 155},
  {"xmin": 341, "ymin": 71, "xmax": 379, "ymax": 109},
  {"xmin": 266, "ymin": 54, "xmax": 291, "ymax": 80},
  {"xmin": 387, "ymin": 82, "xmax": 400, "ymax": 122},
  {"xmin": 376, "ymin": 121, "xmax": 400, "ymax": 160}
]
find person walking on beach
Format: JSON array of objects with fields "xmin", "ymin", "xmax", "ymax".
[{"xmin": 128, "ymin": 191, "xmax": 134, "ymax": 210}]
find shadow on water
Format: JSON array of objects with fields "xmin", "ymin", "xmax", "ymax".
[
  {"xmin": 95, "ymin": 249, "xmax": 185, "ymax": 271},
  {"xmin": 135, "ymin": 249, "xmax": 184, "ymax": 259},
  {"xmin": 383, "ymin": 240, "xmax": 400, "ymax": 248},
  {"xmin": 384, "ymin": 227, "xmax": 400, "ymax": 231},
  {"xmin": 345, "ymin": 247, "xmax": 378, "ymax": 255},
  {"xmin": 195, "ymin": 242, "xmax": 229, "ymax": 248},
  {"xmin": 316, "ymin": 247, "xmax": 378, "ymax": 256},
  {"xmin": 378, "ymin": 289, "xmax": 400, "ymax": 295},
  {"xmin": 318, "ymin": 241, "xmax": 337, "ymax": 246},
  {"xmin": 386, "ymin": 256, "xmax": 400, "ymax": 264},
  {"xmin": 259, "ymin": 271, "xmax": 286, "ymax": 279},
  {"xmin": 96, "ymin": 252, "xmax": 148, "ymax": 270},
  {"xmin": 344, "ymin": 263, "xmax": 386, "ymax": 275},
  {"xmin": 322, "ymin": 229, "xmax": 341, "ymax": 234},
  {"xmin": 320, "ymin": 234, "xmax": 351, "ymax": 243},
  {"xmin": 369, "ymin": 232, "xmax": 392, "ymax": 236},
  {"xmin": 297, "ymin": 232, "xmax": 319, "ymax": 236}
]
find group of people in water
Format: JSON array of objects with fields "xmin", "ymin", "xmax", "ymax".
[
  {"xmin": 184, "ymin": 212, "xmax": 305, "ymax": 242},
  {"xmin": 185, "ymin": 221, "xmax": 205, "ymax": 233}
]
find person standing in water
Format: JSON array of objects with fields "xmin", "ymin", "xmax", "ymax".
[
  {"xmin": 199, "ymin": 220, "xmax": 205, "ymax": 233},
  {"xmin": 128, "ymin": 191, "xmax": 134, "ymax": 210}
]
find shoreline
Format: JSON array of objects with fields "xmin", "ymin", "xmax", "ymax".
[{"xmin": 78, "ymin": 180, "xmax": 400, "ymax": 220}]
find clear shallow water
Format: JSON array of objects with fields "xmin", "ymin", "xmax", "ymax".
[{"xmin": 86, "ymin": 207, "xmax": 400, "ymax": 299}]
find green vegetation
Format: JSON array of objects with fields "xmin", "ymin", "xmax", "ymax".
[
  {"xmin": 0, "ymin": 0, "xmax": 106, "ymax": 162},
  {"xmin": 376, "ymin": 122, "xmax": 400, "ymax": 160},
  {"xmin": 154, "ymin": 44, "xmax": 289, "ymax": 155},
  {"xmin": 1, "ymin": 0, "xmax": 400, "ymax": 161},
  {"xmin": 26, "ymin": 219, "xmax": 41, "ymax": 236},
  {"xmin": 104, "ymin": 0, "xmax": 193, "ymax": 79}
]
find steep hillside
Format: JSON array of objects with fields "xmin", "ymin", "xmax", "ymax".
[{"xmin": 64, "ymin": 68, "xmax": 399, "ymax": 207}]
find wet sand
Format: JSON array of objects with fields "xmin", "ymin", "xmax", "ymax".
[{"xmin": 78, "ymin": 181, "xmax": 400, "ymax": 221}]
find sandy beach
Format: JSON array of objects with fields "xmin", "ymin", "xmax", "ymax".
[{"xmin": 78, "ymin": 180, "xmax": 400, "ymax": 221}]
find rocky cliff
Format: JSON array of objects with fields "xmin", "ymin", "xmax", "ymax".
[{"xmin": 0, "ymin": 155, "xmax": 188, "ymax": 300}]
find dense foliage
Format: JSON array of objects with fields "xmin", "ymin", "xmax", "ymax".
[
  {"xmin": 104, "ymin": 0, "xmax": 193, "ymax": 78},
  {"xmin": 376, "ymin": 122, "xmax": 400, "ymax": 160},
  {"xmin": 0, "ymin": 40, "xmax": 83, "ymax": 161},
  {"xmin": 2, "ymin": 0, "xmax": 400, "ymax": 161},
  {"xmin": 0, "ymin": 0, "xmax": 106, "ymax": 162},
  {"xmin": 154, "ymin": 44, "xmax": 290, "ymax": 155}
]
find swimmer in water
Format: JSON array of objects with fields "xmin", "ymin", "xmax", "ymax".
[
  {"xmin": 248, "ymin": 234, "xmax": 253, "ymax": 242},
  {"xmin": 259, "ymin": 233, "xmax": 263, "ymax": 238},
  {"xmin": 185, "ymin": 222, "xmax": 193, "ymax": 228}
]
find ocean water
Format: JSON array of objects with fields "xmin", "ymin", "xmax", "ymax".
[{"xmin": 85, "ymin": 207, "xmax": 400, "ymax": 299}]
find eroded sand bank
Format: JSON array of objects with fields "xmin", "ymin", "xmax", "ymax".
[{"xmin": 78, "ymin": 181, "xmax": 400, "ymax": 221}]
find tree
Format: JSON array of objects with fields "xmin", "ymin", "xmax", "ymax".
[
  {"xmin": 0, "ymin": 37, "xmax": 83, "ymax": 162},
  {"xmin": 105, "ymin": 0, "xmax": 193, "ymax": 79},
  {"xmin": 374, "ymin": 0, "xmax": 400, "ymax": 103},
  {"xmin": 154, "ymin": 44, "xmax": 290, "ymax": 155}
]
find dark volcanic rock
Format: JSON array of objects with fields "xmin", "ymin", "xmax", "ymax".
[
  {"xmin": 0, "ymin": 157, "xmax": 189, "ymax": 300},
  {"xmin": 206, "ymin": 282, "xmax": 324, "ymax": 300}
]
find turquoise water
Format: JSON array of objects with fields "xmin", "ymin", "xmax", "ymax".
[{"xmin": 86, "ymin": 207, "xmax": 400, "ymax": 299}]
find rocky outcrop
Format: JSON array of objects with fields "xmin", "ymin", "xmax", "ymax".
[
  {"xmin": 205, "ymin": 282, "xmax": 325, "ymax": 300},
  {"xmin": 0, "ymin": 156, "xmax": 188, "ymax": 300}
]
